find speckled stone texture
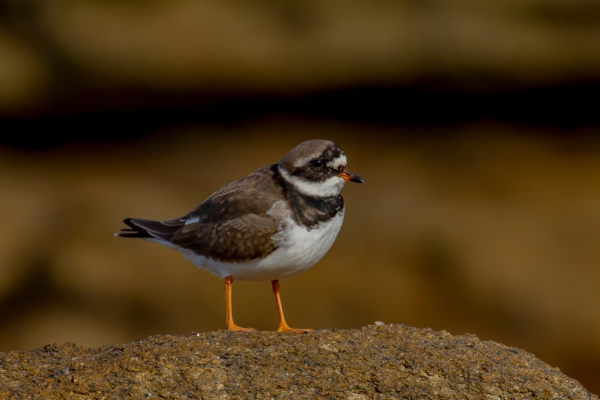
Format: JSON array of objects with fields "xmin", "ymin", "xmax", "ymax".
[{"xmin": 0, "ymin": 325, "xmax": 596, "ymax": 399}]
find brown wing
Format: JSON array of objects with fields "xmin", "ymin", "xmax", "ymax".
[
  {"xmin": 171, "ymin": 213, "xmax": 279, "ymax": 262},
  {"xmin": 183, "ymin": 165, "xmax": 283, "ymax": 220},
  {"xmin": 116, "ymin": 165, "xmax": 286, "ymax": 262},
  {"xmin": 162, "ymin": 164, "xmax": 285, "ymax": 262}
]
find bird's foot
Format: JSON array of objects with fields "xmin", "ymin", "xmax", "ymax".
[
  {"xmin": 277, "ymin": 326, "xmax": 314, "ymax": 334},
  {"xmin": 227, "ymin": 324, "xmax": 258, "ymax": 333}
]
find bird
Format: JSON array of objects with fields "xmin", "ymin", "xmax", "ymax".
[{"xmin": 115, "ymin": 139, "xmax": 363, "ymax": 333}]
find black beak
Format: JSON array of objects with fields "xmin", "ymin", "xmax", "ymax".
[{"xmin": 338, "ymin": 168, "xmax": 364, "ymax": 183}]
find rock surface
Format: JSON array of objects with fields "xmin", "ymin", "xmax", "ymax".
[{"xmin": 0, "ymin": 324, "xmax": 596, "ymax": 399}]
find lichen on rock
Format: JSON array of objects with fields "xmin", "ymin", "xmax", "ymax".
[{"xmin": 0, "ymin": 324, "xmax": 596, "ymax": 399}]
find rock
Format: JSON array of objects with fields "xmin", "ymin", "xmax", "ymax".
[{"xmin": 0, "ymin": 325, "xmax": 596, "ymax": 399}]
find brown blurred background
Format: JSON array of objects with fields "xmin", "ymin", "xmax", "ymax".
[{"xmin": 0, "ymin": 0, "xmax": 599, "ymax": 393}]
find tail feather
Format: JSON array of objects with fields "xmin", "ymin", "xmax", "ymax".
[{"xmin": 115, "ymin": 218, "xmax": 182, "ymax": 241}]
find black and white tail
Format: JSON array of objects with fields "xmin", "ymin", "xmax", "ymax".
[{"xmin": 115, "ymin": 218, "xmax": 183, "ymax": 242}]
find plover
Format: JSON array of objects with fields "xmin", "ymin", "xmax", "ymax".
[{"xmin": 116, "ymin": 139, "xmax": 363, "ymax": 333}]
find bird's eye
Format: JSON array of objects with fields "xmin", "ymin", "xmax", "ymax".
[{"xmin": 309, "ymin": 159, "xmax": 324, "ymax": 168}]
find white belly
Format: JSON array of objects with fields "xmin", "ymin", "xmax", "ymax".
[{"xmin": 148, "ymin": 210, "xmax": 345, "ymax": 281}]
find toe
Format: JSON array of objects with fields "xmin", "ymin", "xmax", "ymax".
[
  {"xmin": 277, "ymin": 327, "xmax": 314, "ymax": 334},
  {"xmin": 227, "ymin": 325, "xmax": 258, "ymax": 333}
]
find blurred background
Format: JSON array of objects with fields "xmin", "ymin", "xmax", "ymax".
[{"xmin": 0, "ymin": 0, "xmax": 599, "ymax": 393}]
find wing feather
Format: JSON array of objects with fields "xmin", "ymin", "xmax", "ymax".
[
  {"xmin": 116, "ymin": 165, "xmax": 286, "ymax": 263},
  {"xmin": 172, "ymin": 213, "xmax": 279, "ymax": 262}
]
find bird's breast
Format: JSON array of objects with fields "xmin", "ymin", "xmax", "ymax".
[{"xmin": 264, "ymin": 208, "xmax": 345, "ymax": 275}]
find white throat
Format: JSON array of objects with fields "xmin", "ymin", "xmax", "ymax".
[{"xmin": 278, "ymin": 165, "xmax": 345, "ymax": 197}]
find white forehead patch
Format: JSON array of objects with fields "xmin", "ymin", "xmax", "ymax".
[{"xmin": 326, "ymin": 154, "xmax": 347, "ymax": 170}]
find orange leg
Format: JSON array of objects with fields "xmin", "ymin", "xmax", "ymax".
[
  {"xmin": 225, "ymin": 276, "xmax": 256, "ymax": 332},
  {"xmin": 271, "ymin": 279, "xmax": 314, "ymax": 333}
]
